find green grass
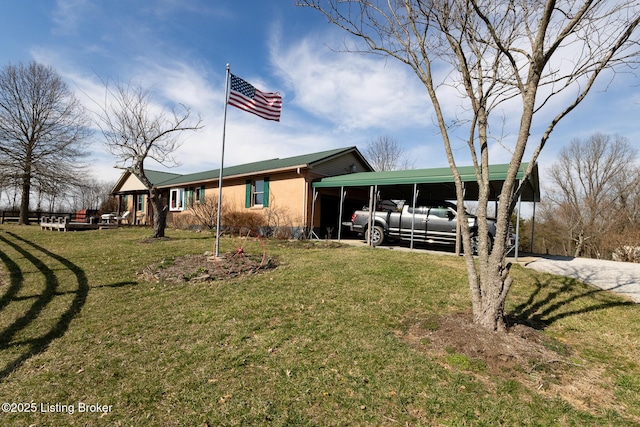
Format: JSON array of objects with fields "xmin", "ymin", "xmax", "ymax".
[{"xmin": 0, "ymin": 224, "xmax": 639, "ymax": 426}]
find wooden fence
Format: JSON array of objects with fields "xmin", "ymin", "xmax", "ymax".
[{"xmin": 0, "ymin": 210, "xmax": 97, "ymax": 224}]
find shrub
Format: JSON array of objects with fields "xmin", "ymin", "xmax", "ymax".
[
  {"xmin": 188, "ymin": 195, "xmax": 226, "ymax": 229},
  {"xmin": 222, "ymin": 210, "xmax": 266, "ymax": 232},
  {"xmin": 170, "ymin": 213, "xmax": 201, "ymax": 230},
  {"xmin": 263, "ymin": 199, "xmax": 303, "ymax": 240}
]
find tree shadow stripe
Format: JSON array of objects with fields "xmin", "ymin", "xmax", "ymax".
[
  {"xmin": 509, "ymin": 275, "xmax": 634, "ymax": 330},
  {"xmin": 0, "ymin": 232, "xmax": 88, "ymax": 380},
  {"xmin": 0, "ymin": 234, "xmax": 58, "ymax": 349},
  {"xmin": 0, "ymin": 247, "xmax": 23, "ymax": 311}
]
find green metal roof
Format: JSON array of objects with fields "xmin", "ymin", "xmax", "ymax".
[
  {"xmin": 313, "ymin": 162, "xmax": 540, "ymax": 202},
  {"xmin": 112, "ymin": 169, "xmax": 182, "ymax": 194},
  {"xmin": 145, "ymin": 170, "xmax": 182, "ymax": 186},
  {"xmin": 152, "ymin": 146, "xmax": 365, "ymax": 187}
]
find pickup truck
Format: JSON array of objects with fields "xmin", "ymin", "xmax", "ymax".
[{"xmin": 348, "ymin": 200, "xmax": 497, "ymax": 253}]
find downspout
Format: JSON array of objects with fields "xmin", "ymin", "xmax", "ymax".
[
  {"xmin": 309, "ymin": 188, "xmax": 319, "ymax": 239},
  {"xmin": 297, "ymin": 167, "xmax": 307, "ymax": 235}
]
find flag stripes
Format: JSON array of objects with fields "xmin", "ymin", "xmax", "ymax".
[{"xmin": 228, "ymin": 74, "xmax": 282, "ymax": 121}]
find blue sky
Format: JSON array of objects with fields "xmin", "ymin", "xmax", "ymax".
[{"xmin": 1, "ymin": 0, "xmax": 638, "ymax": 186}]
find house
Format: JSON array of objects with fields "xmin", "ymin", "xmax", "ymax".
[{"xmin": 110, "ymin": 146, "xmax": 373, "ymax": 235}]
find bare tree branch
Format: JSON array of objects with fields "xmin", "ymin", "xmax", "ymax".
[{"xmin": 93, "ymin": 80, "xmax": 203, "ymax": 237}]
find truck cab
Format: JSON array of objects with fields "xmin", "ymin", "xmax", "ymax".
[{"xmin": 350, "ymin": 200, "xmax": 499, "ymax": 253}]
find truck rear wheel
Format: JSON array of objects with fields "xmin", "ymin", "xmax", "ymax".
[{"xmin": 365, "ymin": 225, "xmax": 385, "ymax": 247}]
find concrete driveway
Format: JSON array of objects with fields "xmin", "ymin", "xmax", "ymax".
[
  {"xmin": 524, "ymin": 256, "xmax": 640, "ymax": 303},
  {"xmin": 340, "ymin": 238, "xmax": 640, "ymax": 303}
]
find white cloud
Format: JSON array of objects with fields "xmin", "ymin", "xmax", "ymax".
[
  {"xmin": 130, "ymin": 60, "xmax": 219, "ymax": 111},
  {"xmin": 272, "ymin": 33, "xmax": 432, "ymax": 132},
  {"xmin": 52, "ymin": 0, "xmax": 95, "ymax": 35}
]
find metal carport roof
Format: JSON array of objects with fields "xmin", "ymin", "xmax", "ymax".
[{"xmin": 312, "ymin": 162, "xmax": 539, "ymax": 202}]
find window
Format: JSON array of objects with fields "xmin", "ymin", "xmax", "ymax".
[
  {"xmin": 169, "ymin": 188, "xmax": 185, "ymax": 211},
  {"xmin": 407, "ymin": 206, "xmax": 427, "ymax": 215},
  {"xmin": 137, "ymin": 194, "xmax": 145, "ymax": 212},
  {"xmin": 245, "ymin": 178, "xmax": 269, "ymax": 208},
  {"xmin": 253, "ymin": 180, "xmax": 265, "ymax": 205},
  {"xmin": 429, "ymin": 206, "xmax": 450, "ymax": 219},
  {"xmin": 183, "ymin": 186, "xmax": 204, "ymax": 208},
  {"xmin": 193, "ymin": 186, "xmax": 204, "ymax": 204}
]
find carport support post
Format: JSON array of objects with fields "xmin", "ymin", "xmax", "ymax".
[
  {"xmin": 410, "ymin": 183, "xmax": 418, "ymax": 250},
  {"xmin": 530, "ymin": 199, "xmax": 536, "ymax": 253},
  {"xmin": 337, "ymin": 186, "xmax": 345, "ymax": 242},
  {"xmin": 455, "ymin": 183, "xmax": 465, "ymax": 256},
  {"xmin": 367, "ymin": 186, "xmax": 374, "ymax": 246}
]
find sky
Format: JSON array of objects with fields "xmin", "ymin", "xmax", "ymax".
[{"xmin": 1, "ymin": 0, "xmax": 639, "ymax": 192}]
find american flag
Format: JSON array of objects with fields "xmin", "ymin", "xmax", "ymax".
[{"xmin": 228, "ymin": 74, "xmax": 282, "ymax": 122}]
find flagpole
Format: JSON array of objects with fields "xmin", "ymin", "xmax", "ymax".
[{"xmin": 215, "ymin": 64, "xmax": 231, "ymax": 258}]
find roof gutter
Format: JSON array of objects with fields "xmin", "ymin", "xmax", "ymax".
[{"xmin": 156, "ymin": 164, "xmax": 309, "ymax": 189}]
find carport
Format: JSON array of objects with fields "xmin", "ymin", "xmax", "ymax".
[{"xmin": 310, "ymin": 162, "xmax": 540, "ymax": 259}]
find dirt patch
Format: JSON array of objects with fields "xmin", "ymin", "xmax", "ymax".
[
  {"xmin": 402, "ymin": 312, "xmax": 564, "ymax": 373},
  {"xmin": 137, "ymin": 252, "xmax": 278, "ymax": 284},
  {"xmin": 136, "ymin": 239, "xmax": 341, "ymax": 284},
  {"xmin": 400, "ymin": 311, "xmax": 623, "ymax": 417}
]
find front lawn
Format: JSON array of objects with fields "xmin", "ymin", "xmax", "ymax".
[{"xmin": 0, "ymin": 225, "xmax": 638, "ymax": 425}]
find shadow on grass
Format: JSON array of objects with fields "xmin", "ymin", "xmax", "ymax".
[
  {"xmin": 0, "ymin": 243, "xmax": 22, "ymax": 312},
  {"xmin": 0, "ymin": 232, "xmax": 89, "ymax": 380},
  {"xmin": 508, "ymin": 274, "xmax": 635, "ymax": 330},
  {"xmin": 92, "ymin": 281, "xmax": 138, "ymax": 289}
]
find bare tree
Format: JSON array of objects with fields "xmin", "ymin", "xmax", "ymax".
[
  {"xmin": 70, "ymin": 177, "xmax": 115, "ymax": 211},
  {"xmin": 298, "ymin": 0, "xmax": 640, "ymax": 331},
  {"xmin": 612, "ymin": 163, "xmax": 640, "ymax": 234},
  {"xmin": 33, "ymin": 174, "xmax": 71, "ymax": 212},
  {"xmin": 0, "ymin": 175, "xmax": 21, "ymax": 210},
  {"xmin": 95, "ymin": 81, "xmax": 203, "ymax": 238},
  {"xmin": 365, "ymin": 135, "xmax": 414, "ymax": 171},
  {"xmin": 546, "ymin": 134, "xmax": 639, "ymax": 258},
  {"xmin": 0, "ymin": 61, "xmax": 91, "ymax": 224}
]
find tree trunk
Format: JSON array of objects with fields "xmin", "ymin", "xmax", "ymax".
[
  {"xmin": 149, "ymin": 187, "xmax": 167, "ymax": 238},
  {"xmin": 462, "ymin": 225, "xmax": 513, "ymax": 332},
  {"xmin": 466, "ymin": 171, "xmax": 517, "ymax": 332},
  {"xmin": 574, "ymin": 229, "xmax": 584, "ymax": 258},
  {"xmin": 153, "ymin": 206, "xmax": 168, "ymax": 238},
  {"xmin": 18, "ymin": 172, "xmax": 31, "ymax": 225},
  {"xmin": 472, "ymin": 258, "xmax": 513, "ymax": 331}
]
